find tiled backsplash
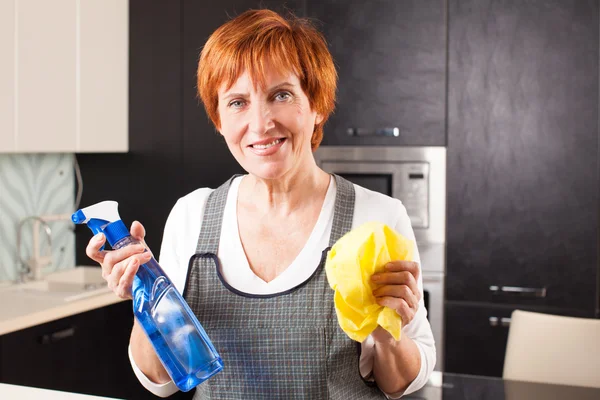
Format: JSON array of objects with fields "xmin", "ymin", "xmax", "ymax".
[{"xmin": 0, "ymin": 154, "xmax": 75, "ymax": 282}]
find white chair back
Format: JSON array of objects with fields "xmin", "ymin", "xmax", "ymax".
[{"xmin": 503, "ymin": 310, "xmax": 600, "ymax": 388}]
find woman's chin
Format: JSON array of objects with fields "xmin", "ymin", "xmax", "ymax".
[{"xmin": 246, "ymin": 162, "xmax": 292, "ymax": 181}]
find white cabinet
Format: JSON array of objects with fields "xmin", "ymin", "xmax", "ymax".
[
  {"xmin": 0, "ymin": 0, "xmax": 128, "ymax": 153},
  {"xmin": 0, "ymin": 0, "xmax": 15, "ymax": 151}
]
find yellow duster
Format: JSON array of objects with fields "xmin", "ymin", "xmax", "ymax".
[{"xmin": 325, "ymin": 221, "xmax": 414, "ymax": 342}]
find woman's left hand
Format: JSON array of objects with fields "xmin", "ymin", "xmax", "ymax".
[{"xmin": 371, "ymin": 261, "xmax": 421, "ymax": 335}]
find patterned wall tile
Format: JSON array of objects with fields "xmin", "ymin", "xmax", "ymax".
[{"xmin": 0, "ymin": 154, "xmax": 75, "ymax": 282}]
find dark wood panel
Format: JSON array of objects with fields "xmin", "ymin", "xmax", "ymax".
[
  {"xmin": 446, "ymin": 0, "xmax": 599, "ymax": 312},
  {"xmin": 181, "ymin": 0, "xmax": 306, "ymax": 194},
  {"xmin": 308, "ymin": 0, "xmax": 447, "ymax": 146},
  {"xmin": 75, "ymin": 0, "xmax": 184, "ymax": 263}
]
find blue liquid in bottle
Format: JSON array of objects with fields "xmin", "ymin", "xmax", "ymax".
[{"xmin": 114, "ymin": 236, "xmax": 223, "ymax": 391}]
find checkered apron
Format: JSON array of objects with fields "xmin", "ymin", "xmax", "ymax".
[{"xmin": 183, "ymin": 175, "xmax": 385, "ymax": 399}]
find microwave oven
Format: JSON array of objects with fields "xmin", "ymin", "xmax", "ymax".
[{"xmin": 313, "ymin": 146, "xmax": 446, "ymax": 245}]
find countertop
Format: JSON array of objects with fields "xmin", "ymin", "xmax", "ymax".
[
  {"xmin": 0, "ymin": 279, "xmax": 125, "ymax": 336},
  {"xmin": 408, "ymin": 371, "xmax": 600, "ymax": 400},
  {"xmin": 0, "ymin": 383, "xmax": 122, "ymax": 399}
]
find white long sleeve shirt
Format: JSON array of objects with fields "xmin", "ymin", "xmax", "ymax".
[{"xmin": 130, "ymin": 175, "xmax": 436, "ymax": 398}]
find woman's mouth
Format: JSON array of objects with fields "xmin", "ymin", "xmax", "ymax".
[
  {"xmin": 249, "ymin": 138, "xmax": 286, "ymax": 156},
  {"xmin": 251, "ymin": 138, "xmax": 284, "ymax": 149}
]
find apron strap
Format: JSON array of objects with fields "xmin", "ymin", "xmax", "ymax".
[
  {"xmin": 329, "ymin": 174, "xmax": 356, "ymax": 246},
  {"xmin": 195, "ymin": 175, "xmax": 239, "ymax": 254}
]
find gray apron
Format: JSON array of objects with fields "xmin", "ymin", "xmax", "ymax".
[{"xmin": 183, "ymin": 174, "xmax": 385, "ymax": 399}]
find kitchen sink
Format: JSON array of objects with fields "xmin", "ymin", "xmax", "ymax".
[
  {"xmin": 16, "ymin": 266, "xmax": 106, "ymax": 292},
  {"xmin": 0, "ymin": 266, "xmax": 115, "ymax": 332},
  {"xmin": 5, "ymin": 266, "xmax": 109, "ymax": 303}
]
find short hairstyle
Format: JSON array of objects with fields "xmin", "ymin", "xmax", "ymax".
[{"xmin": 197, "ymin": 9, "xmax": 337, "ymax": 150}]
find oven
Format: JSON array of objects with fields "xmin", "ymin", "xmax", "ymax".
[{"xmin": 314, "ymin": 146, "xmax": 446, "ymax": 371}]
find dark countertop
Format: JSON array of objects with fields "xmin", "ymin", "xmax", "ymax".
[{"xmin": 406, "ymin": 372, "xmax": 600, "ymax": 400}]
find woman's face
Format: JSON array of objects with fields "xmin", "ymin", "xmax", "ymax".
[{"xmin": 217, "ymin": 66, "xmax": 323, "ymax": 181}]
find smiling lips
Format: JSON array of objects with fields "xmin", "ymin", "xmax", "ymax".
[{"xmin": 249, "ymin": 138, "xmax": 286, "ymax": 155}]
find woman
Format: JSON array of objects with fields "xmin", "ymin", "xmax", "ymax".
[{"xmin": 86, "ymin": 9, "xmax": 435, "ymax": 399}]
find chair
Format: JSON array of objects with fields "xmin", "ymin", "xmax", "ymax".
[{"xmin": 503, "ymin": 310, "xmax": 600, "ymax": 388}]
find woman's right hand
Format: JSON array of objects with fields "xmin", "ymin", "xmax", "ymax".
[{"xmin": 85, "ymin": 220, "xmax": 153, "ymax": 300}]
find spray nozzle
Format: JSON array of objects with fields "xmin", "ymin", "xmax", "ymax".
[{"xmin": 72, "ymin": 201, "xmax": 130, "ymax": 249}]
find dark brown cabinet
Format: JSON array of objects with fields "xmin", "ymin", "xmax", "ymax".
[
  {"xmin": 0, "ymin": 302, "xmax": 195, "ymax": 399},
  {"xmin": 445, "ymin": 0, "xmax": 599, "ymax": 375},
  {"xmin": 307, "ymin": 0, "xmax": 447, "ymax": 146},
  {"xmin": 0, "ymin": 303, "xmax": 132, "ymax": 398}
]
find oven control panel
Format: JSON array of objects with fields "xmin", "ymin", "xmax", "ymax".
[{"xmin": 395, "ymin": 162, "xmax": 429, "ymax": 229}]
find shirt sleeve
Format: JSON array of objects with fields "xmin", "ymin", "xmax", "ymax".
[
  {"xmin": 358, "ymin": 199, "xmax": 437, "ymax": 397},
  {"xmin": 129, "ymin": 345, "xmax": 179, "ymax": 398}
]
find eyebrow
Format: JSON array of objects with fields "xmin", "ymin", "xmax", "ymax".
[{"xmin": 221, "ymin": 82, "xmax": 296, "ymax": 101}]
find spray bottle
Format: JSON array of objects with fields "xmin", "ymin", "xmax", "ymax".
[{"xmin": 72, "ymin": 201, "xmax": 223, "ymax": 392}]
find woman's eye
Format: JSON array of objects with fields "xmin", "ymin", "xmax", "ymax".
[
  {"xmin": 274, "ymin": 92, "xmax": 291, "ymax": 101},
  {"xmin": 228, "ymin": 100, "xmax": 245, "ymax": 108}
]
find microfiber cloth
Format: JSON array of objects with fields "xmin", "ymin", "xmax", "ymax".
[{"xmin": 325, "ymin": 221, "xmax": 414, "ymax": 342}]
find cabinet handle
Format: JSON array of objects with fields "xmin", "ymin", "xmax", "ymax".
[
  {"xmin": 489, "ymin": 285, "xmax": 547, "ymax": 298},
  {"xmin": 346, "ymin": 127, "xmax": 400, "ymax": 137},
  {"xmin": 489, "ymin": 317, "xmax": 512, "ymax": 327},
  {"xmin": 40, "ymin": 326, "xmax": 76, "ymax": 344}
]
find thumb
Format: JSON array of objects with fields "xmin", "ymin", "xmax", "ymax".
[{"xmin": 130, "ymin": 220, "xmax": 146, "ymax": 243}]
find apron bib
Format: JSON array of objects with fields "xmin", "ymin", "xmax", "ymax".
[{"xmin": 183, "ymin": 175, "xmax": 384, "ymax": 399}]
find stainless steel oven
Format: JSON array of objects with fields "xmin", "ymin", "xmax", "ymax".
[{"xmin": 314, "ymin": 146, "xmax": 446, "ymax": 371}]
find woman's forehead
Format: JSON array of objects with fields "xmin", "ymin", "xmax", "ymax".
[{"xmin": 219, "ymin": 68, "xmax": 300, "ymax": 95}]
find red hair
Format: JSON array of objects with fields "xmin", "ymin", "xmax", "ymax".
[{"xmin": 197, "ymin": 9, "xmax": 337, "ymax": 150}]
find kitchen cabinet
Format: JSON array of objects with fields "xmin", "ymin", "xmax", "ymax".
[
  {"xmin": 0, "ymin": 0, "xmax": 128, "ymax": 153},
  {"xmin": 445, "ymin": 0, "xmax": 599, "ymax": 375},
  {"xmin": 0, "ymin": 302, "xmax": 129, "ymax": 397},
  {"xmin": 307, "ymin": 0, "xmax": 447, "ymax": 146},
  {"xmin": 0, "ymin": 301, "xmax": 194, "ymax": 399}
]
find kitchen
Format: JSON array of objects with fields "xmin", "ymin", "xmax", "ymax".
[{"xmin": 0, "ymin": 0, "xmax": 599, "ymax": 399}]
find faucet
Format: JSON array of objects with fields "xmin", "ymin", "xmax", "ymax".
[{"xmin": 16, "ymin": 216, "xmax": 53, "ymax": 282}]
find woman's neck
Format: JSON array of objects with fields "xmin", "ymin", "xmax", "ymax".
[{"xmin": 239, "ymin": 165, "xmax": 330, "ymax": 217}]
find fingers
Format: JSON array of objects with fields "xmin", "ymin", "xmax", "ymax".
[
  {"xmin": 384, "ymin": 260, "xmax": 420, "ymax": 281},
  {"xmin": 84, "ymin": 221, "xmax": 151, "ymax": 301},
  {"xmin": 376, "ymin": 296, "xmax": 416, "ymax": 325},
  {"xmin": 373, "ymin": 284, "xmax": 419, "ymax": 310},
  {"xmin": 371, "ymin": 269, "xmax": 420, "ymax": 302},
  {"xmin": 102, "ymin": 244, "xmax": 147, "ymax": 278},
  {"xmin": 108, "ymin": 251, "xmax": 151, "ymax": 299},
  {"xmin": 371, "ymin": 260, "xmax": 422, "ymax": 326},
  {"xmin": 86, "ymin": 233, "xmax": 107, "ymax": 264}
]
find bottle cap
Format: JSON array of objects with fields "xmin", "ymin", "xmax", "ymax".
[{"xmin": 103, "ymin": 220, "xmax": 130, "ymax": 247}]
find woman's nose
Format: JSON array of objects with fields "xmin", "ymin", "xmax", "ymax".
[{"xmin": 248, "ymin": 102, "xmax": 275, "ymax": 134}]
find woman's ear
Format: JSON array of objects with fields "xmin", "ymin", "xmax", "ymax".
[{"xmin": 315, "ymin": 113, "xmax": 324, "ymax": 126}]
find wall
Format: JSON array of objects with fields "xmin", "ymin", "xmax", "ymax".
[{"xmin": 0, "ymin": 154, "xmax": 75, "ymax": 282}]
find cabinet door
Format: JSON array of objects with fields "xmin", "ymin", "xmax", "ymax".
[
  {"xmin": 17, "ymin": 0, "xmax": 76, "ymax": 152},
  {"xmin": 446, "ymin": 0, "xmax": 598, "ymax": 312},
  {"xmin": 1, "ymin": 311, "xmax": 89, "ymax": 391},
  {"xmin": 181, "ymin": 0, "xmax": 305, "ymax": 193},
  {"xmin": 0, "ymin": 0, "xmax": 15, "ymax": 152},
  {"xmin": 78, "ymin": 0, "xmax": 129, "ymax": 153},
  {"xmin": 444, "ymin": 301, "xmax": 591, "ymax": 377},
  {"xmin": 307, "ymin": 0, "xmax": 446, "ymax": 146}
]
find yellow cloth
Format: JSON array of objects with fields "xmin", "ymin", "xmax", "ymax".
[{"xmin": 325, "ymin": 221, "xmax": 414, "ymax": 342}]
